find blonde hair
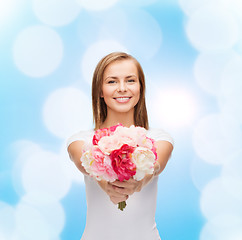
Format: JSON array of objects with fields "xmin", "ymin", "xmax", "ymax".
[{"xmin": 92, "ymin": 52, "xmax": 149, "ymax": 130}]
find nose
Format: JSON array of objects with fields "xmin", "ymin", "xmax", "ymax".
[{"xmin": 117, "ymin": 81, "xmax": 127, "ymax": 92}]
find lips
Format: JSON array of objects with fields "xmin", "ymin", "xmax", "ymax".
[{"xmin": 114, "ymin": 97, "xmax": 131, "ymax": 103}]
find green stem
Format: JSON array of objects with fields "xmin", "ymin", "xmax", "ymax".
[{"xmin": 118, "ymin": 201, "xmax": 127, "ymax": 211}]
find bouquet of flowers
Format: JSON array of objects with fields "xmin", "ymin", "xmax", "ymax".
[{"xmin": 81, "ymin": 124, "xmax": 157, "ymax": 210}]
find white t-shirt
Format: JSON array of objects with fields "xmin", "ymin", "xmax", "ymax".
[{"xmin": 67, "ymin": 128, "xmax": 174, "ymax": 240}]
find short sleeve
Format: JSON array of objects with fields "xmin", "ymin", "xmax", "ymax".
[
  {"xmin": 66, "ymin": 130, "xmax": 94, "ymax": 148},
  {"xmin": 147, "ymin": 128, "xmax": 174, "ymax": 146}
]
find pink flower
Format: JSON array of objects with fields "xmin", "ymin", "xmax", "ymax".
[
  {"xmin": 92, "ymin": 128, "xmax": 110, "ymax": 145},
  {"xmin": 115, "ymin": 125, "xmax": 146, "ymax": 146},
  {"xmin": 110, "ymin": 144, "xmax": 136, "ymax": 182},
  {"xmin": 98, "ymin": 134, "xmax": 124, "ymax": 154},
  {"xmin": 146, "ymin": 137, "xmax": 157, "ymax": 160},
  {"xmin": 109, "ymin": 123, "xmax": 123, "ymax": 132},
  {"xmin": 92, "ymin": 149, "xmax": 117, "ymax": 182},
  {"xmin": 81, "ymin": 146, "xmax": 117, "ymax": 182},
  {"xmin": 92, "ymin": 123, "xmax": 123, "ymax": 145}
]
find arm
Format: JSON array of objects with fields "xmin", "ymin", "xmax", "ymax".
[
  {"xmin": 153, "ymin": 140, "xmax": 174, "ymax": 176},
  {"xmin": 67, "ymin": 140, "xmax": 89, "ymax": 175},
  {"xmin": 110, "ymin": 140, "xmax": 173, "ymax": 195}
]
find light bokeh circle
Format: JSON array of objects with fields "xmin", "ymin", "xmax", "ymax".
[
  {"xmin": 218, "ymin": 55, "xmax": 242, "ymax": 124},
  {"xmin": 148, "ymin": 84, "xmax": 197, "ymax": 128},
  {"xmin": 0, "ymin": 0, "xmax": 17, "ymax": 25},
  {"xmin": 81, "ymin": 40, "xmax": 128, "ymax": 85},
  {"xmin": 192, "ymin": 113, "xmax": 242, "ymax": 165},
  {"xmin": 43, "ymin": 87, "xmax": 92, "ymax": 139},
  {"xmin": 21, "ymin": 149, "xmax": 71, "ymax": 200},
  {"xmin": 13, "ymin": 25, "xmax": 63, "ymax": 77},
  {"xmin": 178, "ymin": 0, "xmax": 228, "ymax": 16},
  {"xmin": 228, "ymin": 0, "xmax": 242, "ymax": 25},
  {"xmin": 121, "ymin": 0, "xmax": 158, "ymax": 6},
  {"xmin": 0, "ymin": 202, "xmax": 16, "ymax": 239},
  {"xmin": 77, "ymin": 9, "xmax": 127, "ymax": 47},
  {"xmin": 190, "ymin": 157, "xmax": 220, "ymax": 191},
  {"xmin": 15, "ymin": 199, "xmax": 65, "ymax": 240},
  {"xmin": 122, "ymin": 9, "xmax": 162, "ymax": 60},
  {"xmin": 220, "ymin": 55, "xmax": 242, "ymax": 97},
  {"xmin": 221, "ymin": 150, "xmax": 242, "ymax": 201},
  {"xmin": 200, "ymin": 214, "xmax": 242, "ymax": 240},
  {"xmin": 21, "ymin": 194, "xmax": 65, "ymax": 238},
  {"xmin": 76, "ymin": 0, "xmax": 119, "ymax": 11},
  {"xmin": 200, "ymin": 178, "xmax": 242, "ymax": 220},
  {"xmin": 33, "ymin": 0, "xmax": 81, "ymax": 26},
  {"xmin": 186, "ymin": 5, "xmax": 239, "ymax": 52},
  {"xmin": 11, "ymin": 140, "xmax": 42, "ymax": 196},
  {"xmin": 15, "ymin": 203, "xmax": 50, "ymax": 240},
  {"xmin": 194, "ymin": 50, "xmax": 239, "ymax": 96}
]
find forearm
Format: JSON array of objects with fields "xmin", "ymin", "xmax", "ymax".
[
  {"xmin": 153, "ymin": 158, "xmax": 167, "ymax": 177},
  {"xmin": 139, "ymin": 152, "xmax": 170, "ymax": 190},
  {"xmin": 67, "ymin": 141, "xmax": 89, "ymax": 176},
  {"xmin": 72, "ymin": 156, "xmax": 89, "ymax": 175},
  {"xmin": 153, "ymin": 141, "xmax": 173, "ymax": 176}
]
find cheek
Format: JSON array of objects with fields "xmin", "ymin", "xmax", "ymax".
[
  {"xmin": 132, "ymin": 87, "xmax": 141, "ymax": 105},
  {"xmin": 102, "ymin": 87, "xmax": 113, "ymax": 100},
  {"xmin": 133, "ymin": 85, "xmax": 141, "ymax": 98}
]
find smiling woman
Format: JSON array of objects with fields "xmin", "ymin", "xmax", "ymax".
[{"xmin": 67, "ymin": 52, "xmax": 174, "ymax": 240}]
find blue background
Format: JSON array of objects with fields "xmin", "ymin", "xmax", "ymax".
[{"xmin": 1, "ymin": 0, "xmax": 242, "ymax": 239}]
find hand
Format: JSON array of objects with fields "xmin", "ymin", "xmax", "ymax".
[
  {"xmin": 109, "ymin": 173, "xmax": 154, "ymax": 196},
  {"xmin": 97, "ymin": 179, "xmax": 129, "ymax": 205}
]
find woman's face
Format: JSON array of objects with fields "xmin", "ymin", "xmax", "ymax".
[{"xmin": 102, "ymin": 59, "xmax": 140, "ymax": 116}]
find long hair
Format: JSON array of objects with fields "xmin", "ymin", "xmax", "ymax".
[{"xmin": 92, "ymin": 52, "xmax": 149, "ymax": 130}]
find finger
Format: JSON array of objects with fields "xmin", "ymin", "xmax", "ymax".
[
  {"xmin": 110, "ymin": 180, "xmax": 127, "ymax": 187},
  {"xmin": 108, "ymin": 182, "xmax": 125, "ymax": 193},
  {"xmin": 111, "ymin": 191, "xmax": 127, "ymax": 198},
  {"xmin": 108, "ymin": 186, "xmax": 128, "ymax": 198},
  {"xmin": 113, "ymin": 186, "xmax": 134, "ymax": 195},
  {"xmin": 112, "ymin": 182, "xmax": 136, "ymax": 190}
]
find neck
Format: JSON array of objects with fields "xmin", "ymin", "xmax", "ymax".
[{"xmin": 100, "ymin": 111, "xmax": 135, "ymax": 129}]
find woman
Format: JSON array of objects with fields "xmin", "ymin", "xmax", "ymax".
[{"xmin": 67, "ymin": 52, "xmax": 174, "ymax": 240}]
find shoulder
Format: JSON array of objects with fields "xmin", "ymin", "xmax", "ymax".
[
  {"xmin": 147, "ymin": 128, "xmax": 174, "ymax": 146},
  {"xmin": 66, "ymin": 129, "xmax": 94, "ymax": 148}
]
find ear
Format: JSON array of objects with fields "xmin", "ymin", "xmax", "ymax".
[{"xmin": 100, "ymin": 91, "xmax": 103, "ymax": 98}]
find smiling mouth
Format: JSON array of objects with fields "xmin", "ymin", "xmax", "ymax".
[{"xmin": 114, "ymin": 97, "xmax": 131, "ymax": 103}]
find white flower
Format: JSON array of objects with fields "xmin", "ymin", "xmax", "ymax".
[
  {"xmin": 132, "ymin": 147, "xmax": 156, "ymax": 181},
  {"xmin": 81, "ymin": 150, "xmax": 94, "ymax": 174}
]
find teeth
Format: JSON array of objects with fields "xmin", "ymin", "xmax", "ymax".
[
  {"xmin": 115, "ymin": 97, "xmax": 130, "ymax": 102},
  {"xmin": 116, "ymin": 97, "xmax": 129, "ymax": 100}
]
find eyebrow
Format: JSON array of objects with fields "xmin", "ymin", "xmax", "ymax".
[{"xmin": 104, "ymin": 75, "xmax": 138, "ymax": 81}]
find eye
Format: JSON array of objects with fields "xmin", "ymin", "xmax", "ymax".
[
  {"xmin": 127, "ymin": 79, "xmax": 135, "ymax": 83},
  {"xmin": 107, "ymin": 80, "xmax": 116, "ymax": 84}
]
